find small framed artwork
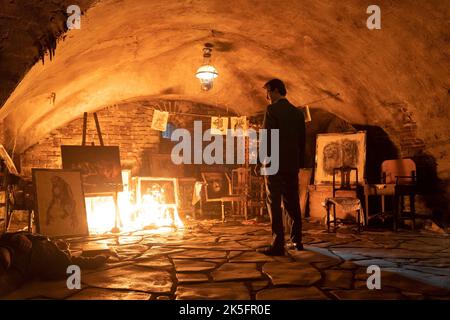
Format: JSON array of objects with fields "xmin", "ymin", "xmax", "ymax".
[
  {"xmin": 201, "ymin": 172, "xmax": 231, "ymax": 200},
  {"xmin": 314, "ymin": 131, "xmax": 366, "ymax": 185},
  {"xmin": 32, "ymin": 169, "xmax": 89, "ymax": 237},
  {"xmin": 136, "ymin": 177, "xmax": 179, "ymax": 207}
]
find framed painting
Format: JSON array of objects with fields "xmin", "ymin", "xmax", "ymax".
[
  {"xmin": 61, "ymin": 145, "xmax": 123, "ymax": 194},
  {"xmin": 201, "ymin": 172, "xmax": 231, "ymax": 200},
  {"xmin": 314, "ymin": 131, "xmax": 366, "ymax": 185},
  {"xmin": 32, "ymin": 169, "xmax": 88, "ymax": 237},
  {"xmin": 136, "ymin": 177, "xmax": 179, "ymax": 207}
]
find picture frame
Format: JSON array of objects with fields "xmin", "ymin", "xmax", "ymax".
[
  {"xmin": 61, "ymin": 145, "xmax": 123, "ymax": 194},
  {"xmin": 201, "ymin": 172, "xmax": 232, "ymax": 200},
  {"xmin": 314, "ymin": 131, "xmax": 366, "ymax": 185},
  {"xmin": 32, "ymin": 169, "xmax": 89, "ymax": 237},
  {"xmin": 135, "ymin": 177, "xmax": 179, "ymax": 208}
]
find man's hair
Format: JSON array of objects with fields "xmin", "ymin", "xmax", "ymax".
[{"xmin": 264, "ymin": 79, "xmax": 287, "ymax": 96}]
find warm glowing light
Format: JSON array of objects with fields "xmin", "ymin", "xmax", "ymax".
[
  {"xmin": 85, "ymin": 189, "xmax": 184, "ymax": 234},
  {"xmin": 195, "ymin": 65, "xmax": 219, "ymax": 81},
  {"xmin": 195, "ymin": 44, "xmax": 218, "ymax": 91}
]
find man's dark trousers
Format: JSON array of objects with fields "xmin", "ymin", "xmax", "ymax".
[{"xmin": 265, "ymin": 171, "xmax": 302, "ymax": 250}]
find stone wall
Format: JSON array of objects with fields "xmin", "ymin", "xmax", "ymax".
[
  {"xmin": 19, "ymin": 100, "xmax": 234, "ymax": 178},
  {"xmin": 20, "ymin": 103, "xmax": 160, "ymax": 177}
]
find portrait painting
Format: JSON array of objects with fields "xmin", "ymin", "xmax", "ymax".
[
  {"xmin": 32, "ymin": 169, "xmax": 88, "ymax": 237},
  {"xmin": 211, "ymin": 116, "xmax": 228, "ymax": 135},
  {"xmin": 314, "ymin": 132, "xmax": 366, "ymax": 185},
  {"xmin": 151, "ymin": 110, "xmax": 169, "ymax": 132},
  {"xmin": 201, "ymin": 172, "xmax": 231, "ymax": 200},
  {"xmin": 61, "ymin": 145, "xmax": 123, "ymax": 194}
]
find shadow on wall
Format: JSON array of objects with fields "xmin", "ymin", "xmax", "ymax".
[{"xmin": 412, "ymin": 153, "xmax": 450, "ymax": 227}]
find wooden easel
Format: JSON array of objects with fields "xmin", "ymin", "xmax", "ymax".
[
  {"xmin": 82, "ymin": 112, "xmax": 104, "ymax": 147},
  {"xmin": 82, "ymin": 112, "xmax": 122, "ymax": 233}
]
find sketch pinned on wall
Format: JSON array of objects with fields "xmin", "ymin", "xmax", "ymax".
[
  {"xmin": 211, "ymin": 116, "xmax": 228, "ymax": 135},
  {"xmin": 314, "ymin": 131, "xmax": 366, "ymax": 185},
  {"xmin": 230, "ymin": 116, "xmax": 248, "ymax": 136},
  {"xmin": 151, "ymin": 110, "xmax": 169, "ymax": 132}
]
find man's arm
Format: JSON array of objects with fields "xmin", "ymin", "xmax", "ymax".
[
  {"xmin": 262, "ymin": 105, "xmax": 277, "ymax": 166},
  {"xmin": 298, "ymin": 109, "xmax": 306, "ymax": 169}
]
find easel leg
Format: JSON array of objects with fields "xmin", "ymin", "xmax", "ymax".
[
  {"xmin": 221, "ymin": 201, "xmax": 225, "ymax": 222},
  {"xmin": 111, "ymin": 192, "xmax": 120, "ymax": 233}
]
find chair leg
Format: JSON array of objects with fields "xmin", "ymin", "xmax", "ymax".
[
  {"xmin": 393, "ymin": 196, "xmax": 397, "ymax": 231},
  {"xmin": 333, "ymin": 204, "xmax": 337, "ymax": 232},
  {"xmin": 244, "ymin": 200, "xmax": 248, "ymax": 221},
  {"xmin": 410, "ymin": 193, "xmax": 416, "ymax": 231},
  {"xmin": 326, "ymin": 202, "xmax": 330, "ymax": 233},
  {"xmin": 221, "ymin": 201, "xmax": 225, "ymax": 222},
  {"xmin": 357, "ymin": 209, "xmax": 361, "ymax": 233}
]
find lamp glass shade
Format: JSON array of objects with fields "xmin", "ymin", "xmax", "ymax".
[{"xmin": 195, "ymin": 65, "xmax": 218, "ymax": 80}]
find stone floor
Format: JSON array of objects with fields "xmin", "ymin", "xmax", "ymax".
[{"xmin": 2, "ymin": 218, "xmax": 450, "ymax": 300}]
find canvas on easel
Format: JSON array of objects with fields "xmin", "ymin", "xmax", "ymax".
[{"xmin": 61, "ymin": 145, "xmax": 123, "ymax": 194}]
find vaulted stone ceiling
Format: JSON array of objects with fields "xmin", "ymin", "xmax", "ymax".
[{"xmin": 0, "ymin": 0, "xmax": 449, "ymax": 183}]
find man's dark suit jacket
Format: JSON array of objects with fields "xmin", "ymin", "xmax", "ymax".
[{"xmin": 263, "ymin": 98, "xmax": 306, "ymax": 174}]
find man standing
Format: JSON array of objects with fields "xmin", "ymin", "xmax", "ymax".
[{"xmin": 259, "ymin": 79, "xmax": 306, "ymax": 256}]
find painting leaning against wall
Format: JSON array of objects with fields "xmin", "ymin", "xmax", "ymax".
[
  {"xmin": 32, "ymin": 169, "xmax": 89, "ymax": 237},
  {"xmin": 314, "ymin": 131, "xmax": 366, "ymax": 185}
]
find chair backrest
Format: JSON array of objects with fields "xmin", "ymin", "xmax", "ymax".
[
  {"xmin": 231, "ymin": 168, "xmax": 250, "ymax": 195},
  {"xmin": 332, "ymin": 166, "xmax": 358, "ymax": 197},
  {"xmin": 381, "ymin": 159, "xmax": 416, "ymax": 185}
]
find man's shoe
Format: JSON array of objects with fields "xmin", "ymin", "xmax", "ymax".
[{"xmin": 258, "ymin": 246, "xmax": 285, "ymax": 256}]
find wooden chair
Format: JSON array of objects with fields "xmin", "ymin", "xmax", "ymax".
[
  {"xmin": 381, "ymin": 159, "xmax": 417, "ymax": 231},
  {"xmin": 201, "ymin": 172, "xmax": 246, "ymax": 222},
  {"xmin": 231, "ymin": 168, "xmax": 249, "ymax": 220},
  {"xmin": 325, "ymin": 167, "xmax": 364, "ymax": 233}
]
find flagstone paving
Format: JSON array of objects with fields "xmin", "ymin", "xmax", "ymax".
[{"xmin": 1, "ymin": 219, "xmax": 450, "ymax": 300}]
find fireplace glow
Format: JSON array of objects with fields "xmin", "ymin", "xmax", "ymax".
[{"xmin": 85, "ymin": 189, "xmax": 184, "ymax": 234}]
